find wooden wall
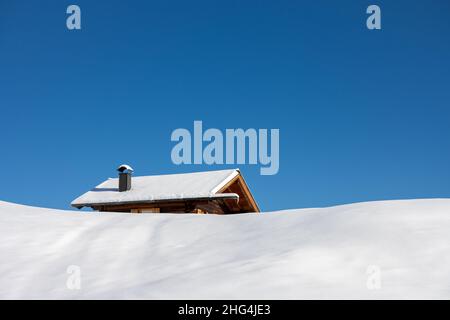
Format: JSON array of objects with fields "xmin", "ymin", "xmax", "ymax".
[{"xmin": 93, "ymin": 199, "xmax": 227, "ymax": 214}]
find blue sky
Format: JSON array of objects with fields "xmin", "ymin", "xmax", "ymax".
[{"xmin": 0, "ymin": 0, "xmax": 449, "ymax": 211}]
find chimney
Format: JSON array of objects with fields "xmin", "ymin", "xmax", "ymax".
[{"xmin": 117, "ymin": 164, "xmax": 134, "ymax": 192}]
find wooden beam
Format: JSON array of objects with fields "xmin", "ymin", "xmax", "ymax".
[{"xmin": 217, "ymin": 173, "xmax": 260, "ymax": 213}]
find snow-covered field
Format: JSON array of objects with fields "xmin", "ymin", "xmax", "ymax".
[{"xmin": 0, "ymin": 199, "xmax": 449, "ymax": 299}]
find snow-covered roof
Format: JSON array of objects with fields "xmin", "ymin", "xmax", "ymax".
[{"xmin": 71, "ymin": 169, "xmax": 240, "ymax": 208}]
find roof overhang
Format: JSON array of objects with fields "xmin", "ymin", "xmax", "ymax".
[{"xmin": 72, "ymin": 193, "xmax": 239, "ymax": 209}]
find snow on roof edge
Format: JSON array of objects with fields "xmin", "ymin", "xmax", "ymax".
[
  {"xmin": 71, "ymin": 193, "xmax": 240, "ymax": 208},
  {"xmin": 210, "ymin": 169, "xmax": 240, "ymax": 194}
]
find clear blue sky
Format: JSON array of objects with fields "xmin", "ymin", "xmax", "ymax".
[{"xmin": 1, "ymin": 0, "xmax": 449, "ymax": 211}]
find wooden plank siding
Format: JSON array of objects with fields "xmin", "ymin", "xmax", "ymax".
[
  {"xmin": 218, "ymin": 174, "xmax": 260, "ymax": 213},
  {"xmin": 94, "ymin": 199, "xmax": 228, "ymax": 214}
]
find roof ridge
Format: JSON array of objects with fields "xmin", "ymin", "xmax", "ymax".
[{"xmin": 119, "ymin": 168, "xmax": 239, "ymax": 179}]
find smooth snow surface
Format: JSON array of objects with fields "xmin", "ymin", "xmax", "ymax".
[
  {"xmin": 0, "ymin": 199, "xmax": 449, "ymax": 299},
  {"xmin": 71, "ymin": 169, "xmax": 239, "ymax": 207}
]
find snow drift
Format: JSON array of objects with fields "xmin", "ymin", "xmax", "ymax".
[{"xmin": 0, "ymin": 199, "xmax": 449, "ymax": 299}]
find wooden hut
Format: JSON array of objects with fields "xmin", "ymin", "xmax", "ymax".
[{"xmin": 71, "ymin": 166, "xmax": 259, "ymax": 214}]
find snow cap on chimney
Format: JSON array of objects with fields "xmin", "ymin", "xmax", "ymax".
[{"xmin": 117, "ymin": 164, "xmax": 134, "ymax": 173}]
